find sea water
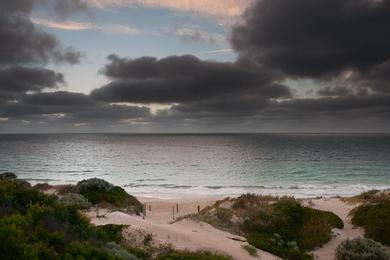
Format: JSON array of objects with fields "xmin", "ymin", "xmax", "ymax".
[{"xmin": 1, "ymin": 134, "xmax": 389, "ymax": 198}]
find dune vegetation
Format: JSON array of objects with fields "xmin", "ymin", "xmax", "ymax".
[
  {"xmin": 34, "ymin": 178, "xmax": 144, "ymax": 215},
  {"xmin": 350, "ymin": 190, "xmax": 390, "ymax": 246},
  {"xmin": 192, "ymin": 194, "xmax": 344, "ymax": 260},
  {"xmin": 335, "ymin": 237, "xmax": 389, "ymax": 260},
  {"xmin": 0, "ymin": 173, "xmax": 230, "ymax": 260}
]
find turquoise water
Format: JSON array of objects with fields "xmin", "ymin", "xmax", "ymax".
[{"xmin": 0, "ymin": 134, "xmax": 389, "ymax": 198}]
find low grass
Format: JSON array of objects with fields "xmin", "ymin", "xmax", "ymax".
[{"xmin": 345, "ymin": 189, "xmax": 390, "ymax": 204}]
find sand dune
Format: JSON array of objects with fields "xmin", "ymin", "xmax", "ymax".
[{"xmin": 87, "ymin": 196, "xmax": 363, "ymax": 260}]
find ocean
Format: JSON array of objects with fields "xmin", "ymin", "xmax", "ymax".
[{"xmin": 1, "ymin": 133, "xmax": 389, "ymax": 198}]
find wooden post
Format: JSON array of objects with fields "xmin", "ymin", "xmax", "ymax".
[
  {"xmin": 96, "ymin": 206, "xmax": 99, "ymax": 218},
  {"xmin": 176, "ymin": 203, "xmax": 179, "ymax": 213},
  {"xmin": 197, "ymin": 205, "xmax": 200, "ymax": 213},
  {"xmin": 149, "ymin": 205, "xmax": 151, "ymax": 212},
  {"xmin": 143, "ymin": 203, "xmax": 146, "ymax": 219},
  {"xmin": 172, "ymin": 206, "xmax": 175, "ymax": 220}
]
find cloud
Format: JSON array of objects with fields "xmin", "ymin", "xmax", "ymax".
[
  {"xmin": 172, "ymin": 25, "xmax": 225, "ymax": 44},
  {"xmin": 86, "ymin": 0, "xmax": 252, "ymax": 17},
  {"xmin": 32, "ymin": 17, "xmax": 139, "ymax": 34},
  {"xmin": 0, "ymin": 66, "xmax": 64, "ymax": 93},
  {"xmin": 0, "ymin": 2, "xmax": 83, "ymax": 65},
  {"xmin": 231, "ymin": 0, "xmax": 390, "ymax": 78},
  {"xmin": 203, "ymin": 48, "xmax": 234, "ymax": 55},
  {"xmin": 52, "ymin": 0, "xmax": 91, "ymax": 18},
  {"xmin": 91, "ymin": 54, "xmax": 291, "ymax": 104},
  {"xmin": 31, "ymin": 18, "xmax": 93, "ymax": 30},
  {"xmin": 0, "ymin": 91, "xmax": 151, "ymax": 124},
  {"xmin": 21, "ymin": 91, "xmax": 93, "ymax": 106},
  {"xmin": 2, "ymin": 0, "xmax": 390, "ymax": 132}
]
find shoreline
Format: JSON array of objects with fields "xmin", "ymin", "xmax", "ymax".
[{"xmin": 27, "ymin": 179, "xmax": 390, "ymax": 199}]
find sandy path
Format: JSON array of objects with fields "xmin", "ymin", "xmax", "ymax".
[
  {"xmin": 88, "ymin": 196, "xmax": 279, "ymax": 260},
  {"xmin": 307, "ymin": 198, "xmax": 364, "ymax": 260}
]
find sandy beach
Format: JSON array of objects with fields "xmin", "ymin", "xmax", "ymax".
[{"xmin": 86, "ymin": 195, "xmax": 364, "ymax": 260}]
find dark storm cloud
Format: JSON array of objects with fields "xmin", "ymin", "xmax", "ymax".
[
  {"xmin": 317, "ymin": 86, "xmax": 352, "ymax": 97},
  {"xmin": 277, "ymin": 95, "xmax": 390, "ymax": 113},
  {"xmin": 0, "ymin": 0, "xmax": 82, "ymax": 66},
  {"xmin": 353, "ymin": 61, "xmax": 390, "ymax": 94},
  {"xmin": 2, "ymin": 0, "xmax": 390, "ymax": 132},
  {"xmin": 0, "ymin": 66, "xmax": 64, "ymax": 93},
  {"xmin": 0, "ymin": 0, "xmax": 35, "ymax": 14},
  {"xmin": 0, "ymin": 91, "xmax": 151, "ymax": 123},
  {"xmin": 52, "ymin": 0, "xmax": 91, "ymax": 18},
  {"xmin": 70, "ymin": 105, "xmax": 150, "ymax": 120},
  {"xmin": 231, "ymin": 0, "xmax": 390, "ymax": 78},
  {"xmin": 21, "ymin": 91, "xmax": 92, "ymax": 106},
  {"xmin": 91, "ymin": 54, "xmax": 291, "ymax": 104}
]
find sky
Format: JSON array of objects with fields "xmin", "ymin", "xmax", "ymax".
[{"xmin": 0, "ymin": 0, "xmax": 390, "ymax": 133}]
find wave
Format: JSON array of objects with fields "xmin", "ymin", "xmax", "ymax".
[{"xmin": 123, "ymin": 182, "xmax": 390, "ymax": 198}]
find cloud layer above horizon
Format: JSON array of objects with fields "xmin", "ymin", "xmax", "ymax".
[{"xmin": 1, "ymin": 0, "xmax": 390, "ymax": 133}]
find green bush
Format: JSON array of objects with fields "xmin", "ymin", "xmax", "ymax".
[
  {"xmin": 155, "ymin": 250, "xmax": 232, "ymax": 260},
  {"xmin": 95, "ymin": 224, "xmax": 127, "ymax": 243},
  {"xmin": 0, "ymin": 178, "xmax": 138, "ymax": 260},
  {"xmin": 0, "ymin": 178, "xmax": 57, "ymax": 216},
  {"xmin": 59, "ymin": 193, "xmax": 92, "ymax": 209},
  {"xmin": 0, "ymin": 172, "xmax": 17, "ymax": 180},
  {"xmin": 351, "ymin": 202, "xmax": 390, "ymax": 245},
  {"xmin": 75, "ymin": 178, "xmax": 115, "ymax": 193},
  {"xmin": 127, "ymin": 247, "xmax": 150, "ymax": 260},
  {"xmin": 335, "ymin": 237, "xmax": 389, "ymax": 260},
  {"xmin": 241, "ymin": 244, "xmax": 257, "ymax": 256},
  {"xmin": 197, "ymin": 194, "xmax": 342, "ymax": 260},
  {"xmin": 247, "ymin": 233, "xmax": 313, "ymax": 260},
  {"xmin": 243, "ymin": 200, "xmax": 343, "ymax": 252},
  {"xmin": 75, "ymin": 178, "xmax": 143, "ymax": 214},
  {"xmin": 106, "ymin": 242, "xmax": 140, "ymax": 260}
]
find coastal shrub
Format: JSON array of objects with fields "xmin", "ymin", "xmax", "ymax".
[
  {"xmin": 0, "ymin": 172, "xmax": 17, "ymax": 180},
  {"xmin": 196, "ymin": 194, "xmax": 342, "ymax": 260},
  {"xmin": 75, "ymin": 178, "xmax": 115, "ymax": 193},
  {"xmin": 127, "ymin": 247, "xmax": 150, "ymax": 260},
  {"xmin": 335, "ymin": 237, "xmax": 389, "ymax": 260},
  {"xmin": 241, "ymin": 244, "xmax": 258, "ymax": 256},
  {"xmin": 351, "ymin": 202, "xmax": 390, "ymax": 245},
  {"xmin": 155, "ymin": 250, "xmax": 233, "ymax": 260},
  {"xmin": 247, "ymin": 233, "xmax": 312, "ymax": 260},
  {"xmin": 106, "ymin": 242, "xmax": 140, "ymax": 260},
  {"xmin": 74, "ymin": 178, "xmax": 143, "ymax": 214},
  {"xmin": 95, "ymin": 224, "xmax": 127, "ymax": 243},
  {"xmin": 58, "ymin": 193, "xmax": 91, "ymax": 209},
  {"xmin": 0, "ymin": 178, "xmax": 57, "ymax": 216},
  {"xmin": 243, "ymin": 200, "xmax": 343, "ymax": 251},
  {"xmin": 0, "ymin": 177, "xmax": 140, "ymax": 260},
  {"xmin": 34, "ymin": 182, "xmax": 53, "ymax": 191}
]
